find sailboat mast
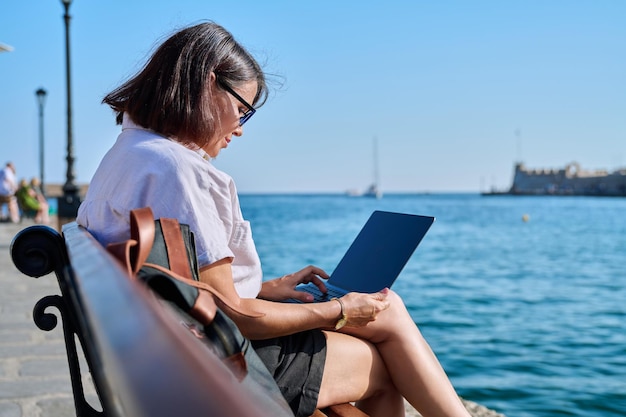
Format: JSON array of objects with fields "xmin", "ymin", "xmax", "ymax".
[
  {"xmin": 371, "ymin": 136, "xmax": 382, "ymax": 198},
  {"xmin": 373, "ymin": 136, "xmax": 379, "ymax": 187}
]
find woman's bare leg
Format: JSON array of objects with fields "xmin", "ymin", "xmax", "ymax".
[
  {"xmin": 317, "ymin": 331, "xmax": 405, "ymax": 417},
  {"xmin": 8, "ymin": 198, "xmax": 19, "ymax": 223},
  {"xmin": 39, "ymin": 201, "xmax": 49, "ymax": 224},
  {"xmin": 344, "ymin": 290, "xmax": 471, "ymax": 417}
]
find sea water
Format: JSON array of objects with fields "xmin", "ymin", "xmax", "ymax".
[{"xmin": 239, "ymin": 193, "xmax": 626, "ymax": 417}]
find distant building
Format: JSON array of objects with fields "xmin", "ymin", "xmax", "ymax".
[{"xmin": 487, "ymin": 162, "xmax": 626, "ymax": 197}]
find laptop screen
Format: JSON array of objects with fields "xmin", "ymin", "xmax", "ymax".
[{"xmin": 327, "ymin": 211, "xmax": 435, "ymax": 293}]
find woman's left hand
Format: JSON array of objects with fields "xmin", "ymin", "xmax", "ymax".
[{"xmin": 259, "ymin": 265, "xmax": 329, "ymax": 302}]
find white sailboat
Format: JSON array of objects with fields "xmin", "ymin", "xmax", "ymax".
[
  {"xmin": 363, "ymin": 137, "xmax": 382, "ymax": 199},
  {"xmin": 345, "ymin": 137, "xmax": 383, "ymax": 198}
]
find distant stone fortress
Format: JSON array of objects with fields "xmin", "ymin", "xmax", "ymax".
[{"xmin": 487, "ymin": 162, "xmax": 626, "ymax": 197}]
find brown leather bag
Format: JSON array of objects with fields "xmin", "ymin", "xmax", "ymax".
[
  {"xmin": 105, "ymin": 207, "xmax": 294, "ymax": 416},
  {"xmin": 106, "ymin": 207, "xmax": 263, "ymax": 380}
]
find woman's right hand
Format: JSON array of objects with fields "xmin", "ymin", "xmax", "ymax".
[
  {"xmin": 337, "ymin": 288, "xmax": 391, "ymax": 328},
  {"xmin": 258, "ymin": 265, "xmax": 329, "ymax": 302}
]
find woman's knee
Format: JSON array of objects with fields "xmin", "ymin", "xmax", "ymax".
[
  {"xmin": 382, "ymin": 290, "xmax": 414, "ymax": 325},
  {"xmin": 363, "ymin": 290, "xmax": 420, "ymax": 343},
  {"xmin": 386, "ymin": 289, "xmax": 404, "ymax": 309}
]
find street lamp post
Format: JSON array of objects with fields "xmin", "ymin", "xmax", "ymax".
[
  {"xmin": 35, "ymin": 88, "xmax": 47, "ymax": 196},
  {"xmin": 57, "ymin": 0, "xmax": 80, "ymax": 226}
]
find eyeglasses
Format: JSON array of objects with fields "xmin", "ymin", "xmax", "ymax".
[{"xmin": 217, "ymin": 79, "xmax": 256, "ymax": 126}]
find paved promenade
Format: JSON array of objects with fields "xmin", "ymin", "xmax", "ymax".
[{"xmin": 0, "ymin": 219, "xmax": 97, "ymax": 417}]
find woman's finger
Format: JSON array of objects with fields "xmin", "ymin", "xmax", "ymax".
[{"xmin": 309, "ymin": 275, "xmax": 328, "ymax": 293}]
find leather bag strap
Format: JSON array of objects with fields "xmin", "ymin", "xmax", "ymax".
[
  {"xmin": 129, "ymin": 207, "xmax": 156, "ymax": 275},
  {"xmin": 160, "ymin": 217, "xmax": 193, "ymax": 280},
  {"xmin": 107, "ymin": 207, "xmax": 156, "ymax": 277},
  {"xmin": 143, "ymin": 263, "xmax": 264, "ymax": 319},
  {"xmin": 106, "ymin": 239, "xmax": 138, "ymax": 277}
]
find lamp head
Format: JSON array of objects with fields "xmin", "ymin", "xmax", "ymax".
[
  {"xmin": 36, "ymin": 88, "xmax": 47, "ymax": 106},
  {"xmin": 61, "ymin": 0, "xmax": 72, "ymax": 5}
]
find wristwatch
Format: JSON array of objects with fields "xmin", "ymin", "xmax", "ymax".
[{"xmin": 332, "ymin": 298, "xmax": 347, "ymax": 330}]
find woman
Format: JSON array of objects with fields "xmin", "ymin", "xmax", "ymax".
[
  {"xmin": 30, "ymin": 177, "xmax": 49, "ymax": 224},
  {"xmin": 77, "ymin": 22, "xmax": 471, "ymax": 417},
  {"xmin": 16, "ymin": 178, "xmax": 49, "ymax": 224}
]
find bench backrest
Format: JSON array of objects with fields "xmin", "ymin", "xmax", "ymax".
[{"xmin": 11, "ymin": 222, "xmax": 266, "ymax": 417}]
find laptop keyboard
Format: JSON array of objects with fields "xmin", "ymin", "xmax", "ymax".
[{"xmin": 297, "ymin": 283, "xmax": 346, "ymax": 302}]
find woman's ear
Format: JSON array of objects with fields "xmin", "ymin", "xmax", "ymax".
[{"xmin": 208, "ymin": 72, "xmax": 220, "ymax": 97}]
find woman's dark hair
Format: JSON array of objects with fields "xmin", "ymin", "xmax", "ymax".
[{"xmin": 102, "ymin": 22, "xmax": 267, "ymax": 147}]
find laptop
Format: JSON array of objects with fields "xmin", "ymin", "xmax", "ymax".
[{"xmin": 289, "ymin": 210, "xmax": 435, "ymax": 302}]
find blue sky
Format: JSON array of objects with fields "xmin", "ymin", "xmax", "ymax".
[{"xmin": 1, "ymin": 1, "xmax": 624, "ymax": 193}]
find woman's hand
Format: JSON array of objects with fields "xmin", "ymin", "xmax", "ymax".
[
  {"xmin": 337, "ymin": 288, "xmax": 391, "ymax": 328},
  {"xmin": 258, "ymin": 265, "xmax": 329, "ymax": 302}
]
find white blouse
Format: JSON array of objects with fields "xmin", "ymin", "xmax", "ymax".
[{"xmin": 77, "ymin": 116, "xmax": 263, "ymax": 298}]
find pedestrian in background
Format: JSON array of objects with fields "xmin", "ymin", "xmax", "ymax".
[{"xmin": 0, "ymin": 162, "xmax": 19, "ymax": 223}]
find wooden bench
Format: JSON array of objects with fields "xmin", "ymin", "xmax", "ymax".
[{"xmin": 10, "ymin": 222, "xmax": 367, "ymax": 417}]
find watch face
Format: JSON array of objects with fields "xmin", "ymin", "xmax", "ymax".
[{"xmin": 335, "ymin": 317, "xmax": 347, "ymax": 330}]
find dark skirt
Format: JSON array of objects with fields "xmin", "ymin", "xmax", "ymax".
[{"xmin": 252, "ymin": 330, "xmax": 327, "ymax": 417}]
